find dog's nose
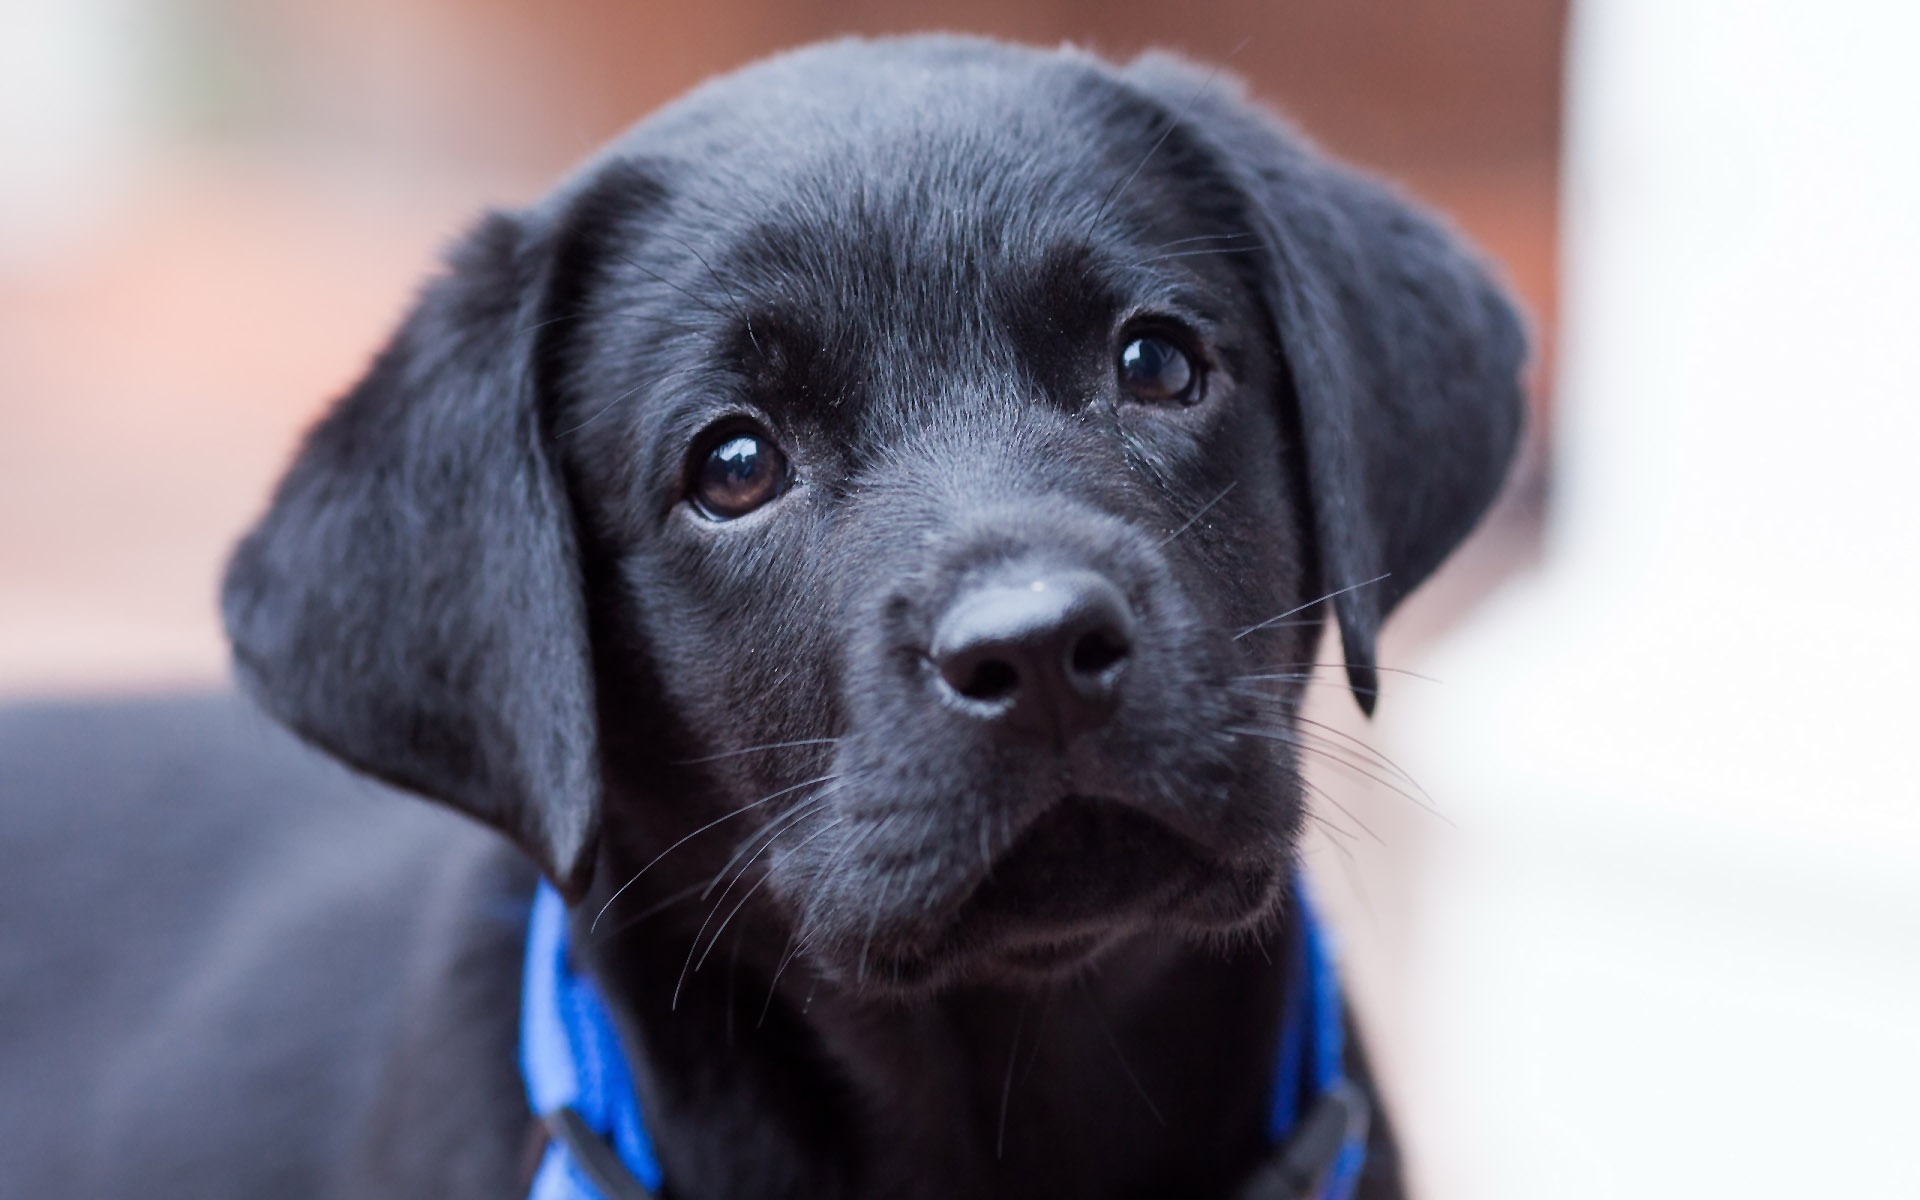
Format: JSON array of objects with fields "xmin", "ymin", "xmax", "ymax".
[{"xmin": 930, "ymin": 570, "xmax": 1133, "ymax": 741}]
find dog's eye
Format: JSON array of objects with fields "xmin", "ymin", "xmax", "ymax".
[
  {"xmin": 691, "ymin": 429, "xmax": 788, "ymax": 520},
  {"xmin": 1117, "ymin": 335, "xmax": 1198, "ymax": 405}
]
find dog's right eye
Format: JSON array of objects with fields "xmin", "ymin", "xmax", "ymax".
[
  {"xmin": 1117, "ymin": 334, "xmax": 1201, "ymax": 405},
  {"xmin": 690, "ymin": 427, "xmax": 789, "ymax": 520}
]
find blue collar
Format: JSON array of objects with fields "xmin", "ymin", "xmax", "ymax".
[{"xmin": 520, "ymin": 878, "xmax": 1366, "ymax": 1200}]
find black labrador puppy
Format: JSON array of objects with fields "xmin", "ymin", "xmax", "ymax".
[{"xmin": 0, "ymin": 36, "xmax": 1523, "ymax": 1200}]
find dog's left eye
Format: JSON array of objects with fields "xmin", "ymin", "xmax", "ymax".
[
  {"xmin": 1117, "ymin": 335, "xmax": 1199, "ymax": 405},
  {"xmin": 691, "ymin": 429, "xmax": 788, "ymax": 520}
]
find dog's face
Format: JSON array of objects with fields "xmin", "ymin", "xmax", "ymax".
[
  {"xmin": 223, "ymin": 39, "xmax": 1524, "ymax": 995},
  {"xmin": 554, "ymin": 60, "xmax": 1317, "ymax": 988}
]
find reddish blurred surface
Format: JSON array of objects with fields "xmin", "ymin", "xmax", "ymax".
[{"xmin": 0, "ymin": 0, "xmax": 1562, "ymax": 692}]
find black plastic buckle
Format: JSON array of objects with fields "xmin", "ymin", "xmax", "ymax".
[
  {"xmin": 544, "ymin": 1105, "xmax": 660, "ymax": 1200},
  {"xmin": 1234, "ymin": 1079, "xmax": 1371, "ymax": 1200}
]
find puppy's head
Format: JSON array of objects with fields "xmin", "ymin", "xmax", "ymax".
[{"xmin": 223, "ymin": 38, "xmax": 1523, "ymax": 995}]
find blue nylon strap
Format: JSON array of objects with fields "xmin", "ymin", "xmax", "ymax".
[
  {"xmin": 1268, "ymin": 879, "xmax": 1368, "ymax": 1200},
  {"xmin": 521, "ymin": 884, "xmax": 664, "ymax": 1199},
  {"xmin": 520, "ymin": 876, "xmax": 1364, "ymax": 1200}
]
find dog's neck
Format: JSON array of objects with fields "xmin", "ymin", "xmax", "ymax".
[{"xmin": 581, "ymin": 911, "xmax": 1295, "ymax": 1200}]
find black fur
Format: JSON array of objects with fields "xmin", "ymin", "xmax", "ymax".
[{"xmin": 1, "ymin": 36, "xmax": 1523, "ymax": 1199}]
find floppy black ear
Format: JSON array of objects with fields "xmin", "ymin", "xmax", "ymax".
[
  {"xmin": 1123, "ymin": 55, "xmax": 1529, "ymax": 714},
  {"xmin": 222, "ymin": 211, "xmax": 601, "ymax": 895}
]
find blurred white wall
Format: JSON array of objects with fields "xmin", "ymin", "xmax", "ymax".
[
  {"xmin": 0, "ymin": 0, "xmax": 169, "ymax": 268},
  {"xmin": 1388, "ymin": 1, "xmax": 1920, "ymax": 1195}
]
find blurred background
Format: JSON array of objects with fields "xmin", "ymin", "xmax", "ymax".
[{"xmin": 1, "ymin": 1, "xmax": 1913, "ymax": 1197}]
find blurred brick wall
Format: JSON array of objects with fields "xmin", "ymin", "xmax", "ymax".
[{"xmin": 240, "ymin": 0, "xmax": 1563, "ymax": 170}]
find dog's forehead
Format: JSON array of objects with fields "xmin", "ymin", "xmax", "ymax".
[
  {"xmin": 625, "ymin": 39, "xmax": 1130, "ymax": 187},
  {"xmin": 617, "ymin": 39, "xmax": 1168, "ymax": 286}
]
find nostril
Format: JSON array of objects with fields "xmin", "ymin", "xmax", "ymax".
[
  {"xmin": 1069, "ymin": 626, "xmax": 1130, "ymax": 678},
  {"xmin": 955, "ymin": 656, "xmax": 1021, "ymax": 702}
]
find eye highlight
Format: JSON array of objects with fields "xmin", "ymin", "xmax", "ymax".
[
  {"xmin": 1117, "ymin": 334, "xmax": 1200, "ymax": 405},
  {"xmin": 690, "ymin": 427, "xmax": 788, "ymax": 520}
]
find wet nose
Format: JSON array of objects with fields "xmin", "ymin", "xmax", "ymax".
[{"xmin": 930, "ymin": 570, "xmax": 1134, "ymax": 742}]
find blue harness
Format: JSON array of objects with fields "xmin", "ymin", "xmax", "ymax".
[{"xmin": 520, "ymin": 879, "xmax": 1367, "ymax": 1200}]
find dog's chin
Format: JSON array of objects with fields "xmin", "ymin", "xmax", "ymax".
[{"xmin": 807, "ymin": 797, "xmax": 1288, "ymax": 997}]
